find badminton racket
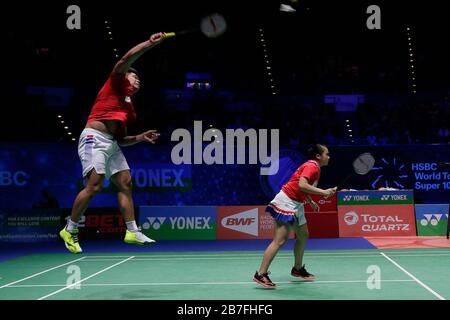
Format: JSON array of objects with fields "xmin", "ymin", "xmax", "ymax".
[{"xmin": 164, "ymin": 13, "xmax": 227, "ymax": 39}]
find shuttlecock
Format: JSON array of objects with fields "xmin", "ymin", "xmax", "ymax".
[{"xmin": 280, "ymin": 3, "xmax": 296, "ymax": 12}]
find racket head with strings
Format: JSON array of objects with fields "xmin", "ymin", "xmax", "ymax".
[
  {"xmin": 353, "ymin": 152, "xmax": 375, "ymax": 175},
  {"xmin": 200, "ymin": 13, "xmax": 227, "ymax": 38},
  {"xmin": 337, "ymin": 152, "xmax": 376, "ymax": 190},
  {"xmin": 164, "ymin": 13, "xmax": 227, "ymax": 39}
]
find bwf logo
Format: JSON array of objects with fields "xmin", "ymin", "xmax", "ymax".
[
  {"xmin": 420, "ymin": 214, "xmax": 448, "ymax": 226},
  {"xmin": 221, "ymin": 208, "xmax": 258, "ymax": 236},
  {"xmin": 142, "ymin": 217, "xmax": 167, "ymax": 230}
]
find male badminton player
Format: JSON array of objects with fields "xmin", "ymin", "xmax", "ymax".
[
  {"xmin": 60, "ymin": 32, "xmax": 167, "ymax": 253},
  {"xmin": 253, "ymin": 144, "xmax": 337, "ymax": 288}
]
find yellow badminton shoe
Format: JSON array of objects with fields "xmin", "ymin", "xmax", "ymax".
[
  {"xmin": 59, "ymin": 228, "xmax": 83, "ymax": 254},
  {"xmin": 124, "ymin": 229, "xmax": 156, "ymax": 245}
]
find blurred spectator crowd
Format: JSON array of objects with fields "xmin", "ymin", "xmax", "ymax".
[{"xmin": 3, "ymin": 86, "xmax": 449, "ymax": 147}]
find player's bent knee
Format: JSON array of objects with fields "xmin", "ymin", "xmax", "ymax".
[
  {"xmin": 86, "ymin": 183, "xmax": 103, "ymax": 195},
  {"xmin": 118, "ymin": 179, "xmax": 133, "ymax": 192},
  {"xmin": 274, "ymin": 238, "xmax": 288, "ymax": 247},
  {"xmin": 297, "ymin": 228, "xmax": 309, "ymax": 240}
]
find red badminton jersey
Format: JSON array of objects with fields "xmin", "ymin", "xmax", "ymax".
[
  {"xmin": 281, "ymin": 160, "xmax": 321, "ymax": 202},
  {"xmin": 87, "ymin": 73, "xmax": 137, "ymax": 126}
]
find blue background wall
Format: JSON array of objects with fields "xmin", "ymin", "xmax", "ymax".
[{"xmin": 1, "ymin": 143, "xmax": 449, "ymax": 209}]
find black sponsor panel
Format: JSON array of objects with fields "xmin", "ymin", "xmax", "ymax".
[
  {"xmin": 0, "ymin": 209, "xmax": 67, "ymax": 242},
  {"xmin": 63, "ymin": 208, "xmax": 131, "ymax": 240}
]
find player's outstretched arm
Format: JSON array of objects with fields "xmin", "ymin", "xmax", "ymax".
[
  {"xmin": 112, "ymin": 33, "xmax": 166, "ymax": 74},
  {"xmin": 298, "ymin": 177, "xmax": 336, "ymax": 198},
  {"xmin": 119, "ymin": 130, "xmax": 160, "ymax": 147}
]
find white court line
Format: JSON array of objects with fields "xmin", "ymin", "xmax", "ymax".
[
  {"xmin": 81, "ymin": 254, "xmax": 382, "ymax": 260},
  {"xmin": 37, "ymin": 256, "xmax": 134, "ymax": 300},
  {"xmin": 81, "ymin": 253, "xmax": 450, "ymax": 262},
  {"xmin": 82, "ymin": 254, "xmax": 379, "ymax": 258},
  {"xmin": 83, "ymin": 250, "xmax": 450, "ymax": 259},
  {"xmin": 0, "ymin": 257, "xmax": 86, "ymax": 289},
  {"xmin": 7, "ymin": 279, "xmax": 415, "ymax": 288},
  {"xmin": 381, "ymin": 254, "xmax": 450, "ymax": 257},
  {"xmin": 83, "ymin": 253, "xmax": 383, "ymax": 259},
  {"xmin": 380, "ymin": 252, "xmax": 446, "ymax": 300},
  {"xmin": 83, "ymin": 256, "xmax": 383, "ymax": 262}
]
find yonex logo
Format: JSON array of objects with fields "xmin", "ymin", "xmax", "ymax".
[
  {"xmin": 381, "ymin": 194, "xmax": 407, "ymax": 201},
  {"xmin": 221, "ymin": 208, "xmax": 258, "ymax": 236},
  {"xmin": 420, "ymin": 214, "xmax": 448, "ymax": 226},
  {"xmin": 142, "ymin": 217, "xmax": 167, "ymax": 230},
  {"xmin": 344, "ymin": 211, "xmax": 359, "ymax": 225},
  {"xmin": 142, "ymin": 216, "xmax": 211, "ymax": 230},
  {"xmin": 343, "ymin": 196, "xmax": 352, "ymax": 201}
]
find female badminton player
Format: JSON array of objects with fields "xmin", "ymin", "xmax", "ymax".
[
  {"xmin": 59, "ymin": 32, "xmax": 167, "ymax": 253},
  {"xmin": 253, "ymin": 144, "xmax": 337, "ymax": 288}
]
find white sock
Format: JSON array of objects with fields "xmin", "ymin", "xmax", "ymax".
[
  {"xmin": 66, "ymin": 219, "xmax": 78, "ymax": 232},
  {"xmin": 126, "ymin": 220, "xmax": 139, "ymax": 232}
]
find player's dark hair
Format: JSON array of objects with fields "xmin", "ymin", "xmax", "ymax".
[
  {"xmin": 307, "ymin": 144, "xmax": 327, "ymax": 160},
  {"xmin": 127, "ymin": 67, "xmax": 139, "ymax": 76}
]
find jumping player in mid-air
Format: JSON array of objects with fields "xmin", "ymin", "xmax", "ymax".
[{"xmin": 60, "ymin": 32, "xmax": 168, "ymax": 253}]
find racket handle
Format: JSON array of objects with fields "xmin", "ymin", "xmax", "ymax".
[
  {"xmin": 324, "ymin": 187, "xmax": 338, "ymax": 198},
  {"xmin": 164, "ymin": 32, "xmax": 176, "ymax": 38}
]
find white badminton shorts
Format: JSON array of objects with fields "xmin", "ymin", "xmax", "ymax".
[
  {"xmin": 78, "ymin": 128, "xmax": 130, "ymax": 179},
  {"xmin": 267, "ymin": 190, "xmax": 307, "ymax": 226}
]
